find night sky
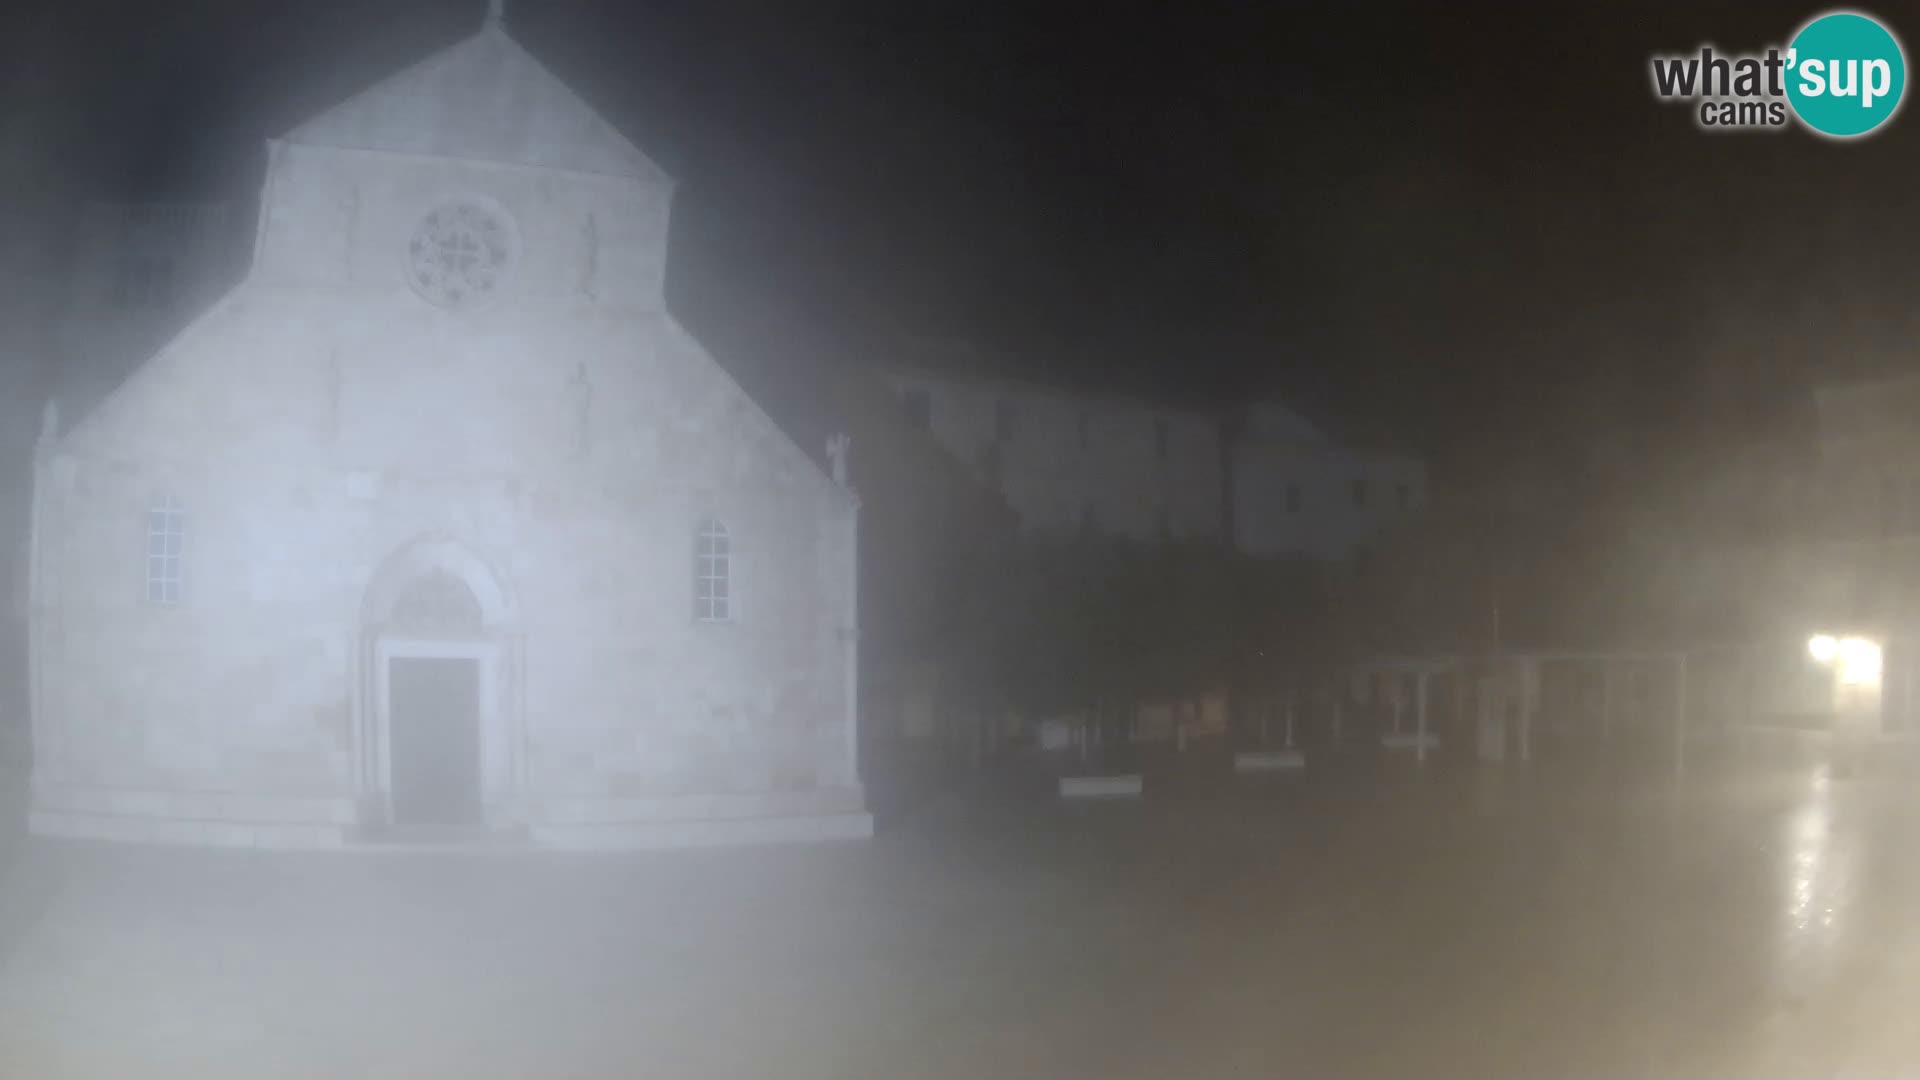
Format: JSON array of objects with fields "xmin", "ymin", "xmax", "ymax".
[{"xmin": 14, "ymin": 0, "xmax": 1920, "ymax": 480}]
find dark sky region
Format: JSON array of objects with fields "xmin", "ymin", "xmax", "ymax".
[{"xmin": 13, "ymin": 0, "xmax": 1920, "ymax": 481}]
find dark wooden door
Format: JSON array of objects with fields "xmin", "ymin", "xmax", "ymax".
[{"xmin": 389, "ymin": 657, "xmax": 482, "ymax": 826}]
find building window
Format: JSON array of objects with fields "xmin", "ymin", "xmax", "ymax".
[
  {"xmin": 695, "ymin": 518, "xmax": 731, "ymax": 622},
  {"xmin": 994, "ymin": 398, "xmax": 1017, "ymax": 443},
  {"xmin": 902, "ymin": 387, "xmax": 931, "ymax": 430},
  {"xmin": 1154, "ymin": 418, "xmax": 1170, "ymax": 461},
  {"xmin": 145, "ymin": 495, "xmax": 185, "ymax": 605},
  {"xmin": 1351, "ymin": 477, "xmax": 1369, "ymax": 508},
  {"xmin": 1286, "ymin": 483, "xmax": 1302, "ymax": 513}
]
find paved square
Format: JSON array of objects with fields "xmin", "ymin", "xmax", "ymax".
[{"xmin": 1, "ymin": 752, "xmax": 1913, "ymax": 1078}]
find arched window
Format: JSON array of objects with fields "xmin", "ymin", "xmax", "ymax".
[
  {"xmin": 145, "ymin": 495, "xmax": 185, "ymax": 605},
  {"xmin": 390, "ymin": 569, "xmax": 484, "ymax": 634},
  {"xmin": 695, "ymin": 518, "xmax": 731, "ymax": 622}
]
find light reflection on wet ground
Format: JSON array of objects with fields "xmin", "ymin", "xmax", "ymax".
[{"xmin": 3, "ymin": 745, "xmax": 1920, "ymax": 1077}]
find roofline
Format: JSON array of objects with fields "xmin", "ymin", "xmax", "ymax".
[
  {"xmin": 659, "ymin": 316, "xmax": 859, "ymax": 512},
  {"xmin": 55, "ymin": 286, "xmax": 250, "ymax": 450},
  {"xmin": 266, "ymin": 136, "xmax": 675, "ymax": 190},
  {"xmin": 885, "ymin": 363, "xmax": 1251, "ymax": 419},
  {"xmin": 884, "ymin": 365, "xmax": 1431, "ymax": 460},
  {"xmin": 57, "ymin": 284, "xmax": 858, "ymax": 514},
  {"xmin": 278, "ymin": 18, "xmax": 672, "ymax": 187}
]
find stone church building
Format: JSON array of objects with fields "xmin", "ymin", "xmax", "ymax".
[{"xmin": 25, "ymin": 8, "xmax": 871, "ymax": 848}]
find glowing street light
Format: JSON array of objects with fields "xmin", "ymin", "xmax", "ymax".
[
  {"xmin": 1809, "ymin": 632, "xmax": 1883, "ymax": 688},
  {"xmin": 1837, "ymin": 636, "xmax": 1883, "ymax": 687},
  {"xmin": 1809, "ymin": 634, "xmax": 1839, "ymax": 663}
]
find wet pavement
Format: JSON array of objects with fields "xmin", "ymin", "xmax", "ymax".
[{"xmin": 1, "ymin": 744, "xmax": 1917, "ymax": 1077}]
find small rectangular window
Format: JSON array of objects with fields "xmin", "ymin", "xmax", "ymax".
[
  {"xmin": 994, "ymin": 398, "xmax": 1017, "ymax": 443},
  {"xmin": 145, "ymin": 496, "xmax": 185, "ymax": 605},
  {"xmin": 902, "ymin": 387, "xmax": 931, "ymax": 430},
  {"xmin": 695, "ymin": 518, "xmax": 732, "ymax": 622},
  {"xmin": 1154, "ymin": 418, "xmax": 1170, "ymax": 461},
  {"xmin": 1352, "ymin": 477, "xmax": 1368, "ymax": 508}
]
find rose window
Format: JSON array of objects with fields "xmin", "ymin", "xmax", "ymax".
[{"xmin": 407, "ymin": 201, "xmax": 512, "ymax": 308}]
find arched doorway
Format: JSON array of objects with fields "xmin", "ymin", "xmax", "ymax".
[{"xmin": 357, "ymin": 535, "xmax": 523, "ymax": 831}]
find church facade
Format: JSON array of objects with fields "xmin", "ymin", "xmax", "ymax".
[{"xmin": 25, "ymin": 12, "xmax": 871, "ymax": 849}]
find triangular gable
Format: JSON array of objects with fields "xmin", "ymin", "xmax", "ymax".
[{"xmin": 283, "ymin": 21, "xmax": 669, "ymax": 184}]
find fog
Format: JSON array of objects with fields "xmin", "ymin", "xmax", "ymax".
[{"xmin": 3, "ymin": 1, "xmax": 1919, "ymax": 1076}]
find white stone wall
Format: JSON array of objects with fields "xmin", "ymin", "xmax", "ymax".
[
  {"xmin": 37, "ymin": 299, "xmax": 855, "ymax": 813},
  {"xmin": 30, "ymin": 42, "xmax": 864, "ymax": 845}
]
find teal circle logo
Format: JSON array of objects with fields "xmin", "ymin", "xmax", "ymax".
[{"xmin": 1786, "ymin": 12, "xmax": 1907, "ymax": 138}]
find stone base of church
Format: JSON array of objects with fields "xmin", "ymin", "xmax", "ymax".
[
  {"xmin": 28, "ymin": 781, "xmax": 872, "ymax": 852},
  {"xmin": 30, "ymin": 782, "xmax": 358, "ymax": 849}
]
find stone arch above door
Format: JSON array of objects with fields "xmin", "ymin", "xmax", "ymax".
[{"xmin": 362, "ymin": 533, "xmax": 517, "ymax": 632}]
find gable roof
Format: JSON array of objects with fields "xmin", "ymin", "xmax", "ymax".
[{"xmin": 282, "ymin": 18, "xmax": 669, "ymax": 184}]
